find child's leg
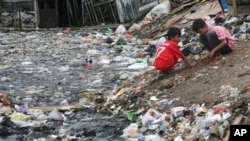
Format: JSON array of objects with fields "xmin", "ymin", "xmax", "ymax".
[
  {"xmin": 158, "ymin": 69, "xmax": 171, "ymax": 76},
  {"xmin": 199, "ymin": 35, "xmax": 210, "ymax": 50},
  {"xmin": 218, "ymin": 44, "xmax": 232, "ymax": 55},
  {"xmin": 205, "ymin": 31, "xmax": 222, "ymax": 56},
  {"xmin": 205, "ymin": 31, "xmax": 232, "ymax": 56}
]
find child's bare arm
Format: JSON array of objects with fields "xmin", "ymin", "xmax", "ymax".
[{"xmin": 181, "ymin": 56, "xmax": 195, "ymax": 68}]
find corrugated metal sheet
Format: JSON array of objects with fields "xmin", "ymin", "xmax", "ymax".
[
  {"xmin": 115, "ymin": 0, "xmax": 158, "ymax": 23},
  {"xmin": 139, "ymin": 0, "xmax": 159, "ymax": 7},
  {"xmin": 115, "ymin": 0, "xmax": 139, "ymax": 23}
]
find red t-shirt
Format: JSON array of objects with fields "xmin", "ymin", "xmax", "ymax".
[{"xmin": 153, "ymin": 40, "xmax": 183, "ymax": 70}]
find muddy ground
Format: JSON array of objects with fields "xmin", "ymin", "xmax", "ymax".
[{"xmin": 133, "ymin": 41, "xmax": 250, "ymax": 109}]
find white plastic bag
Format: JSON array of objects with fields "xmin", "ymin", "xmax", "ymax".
[
  {"xmin": 145, "ymin": 134, "xmax": 166, "ymax": 141},
  {"xmin": 128, "ymin": 23, "xmax": 141, "ymax": 33},
  {"xmin": 47, "ymin": 108, "xmax": 65, "ymax": 121},
  {"xmin": 156, "ymin": 37, "xmax": 166, "ymax": 46},
  {"xmin": 122, "ymin": 123, "xmax": 138, "ymax": 138},
  {"xmin": 140, "ymin": 109, "xmax": 163, "ymax": 126},
  {"xmin": 60, "ymin": 99, "xmax": 69, "ymax": 106},
  {"xmin": 115, "ymin": 25, "xmax": 127, "ymax": 35},
  {"xmin": 171, "ymin": 106, "xmax": 186, "ymax": 117},
  {"xmin": 145, "ymin": 0, "xmax": 171, "ymax": 20},
  {"xmin": 127, "ymin": 62, "xmax": 148, "ymax": 70},
  {"xmin": 174, "ymin": 136, "xmax": 184, "ymax": 141}
]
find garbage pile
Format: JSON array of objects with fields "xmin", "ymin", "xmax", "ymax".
[{"xmin": 116, "ymin": 85, "xmax": 250, "ymax": 141}]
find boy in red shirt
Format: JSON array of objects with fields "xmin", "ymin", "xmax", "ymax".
[
  {"xmin": 153, "ymin": 27, "xmax": 194, "ymax": 73},
  {"xmin": 192, "ymin": 18, "xmax": 234, "ymax": 63}
]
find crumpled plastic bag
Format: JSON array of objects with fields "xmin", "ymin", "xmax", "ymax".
[
  {"xmin": 140, "ymin": 109, "xmax": 163, "ymax": 126},
  {"xmin": 128, "ymin": 23, "xmax": 141, "ymax": 33},
  {"xmin": 60, "ymin": 99, "xmax": 69, "ymax": 106},
  {"xmin": 10, "ymin": 111, "xmax": 30, "ymax": 126},
  {"xmin": 174, "ymin": 136, "xmax": 184, "ymax": 141},
  {"xmin": 122, "ymin": 123, "xmax": 138, "ymax": 138},
  {"xmin": 14, "ymin": 103, "xmax": 28, "ymax": 113},
  {"xmin": 47, "ymin": 108, "xmax": 66, "ymax": 121},
  {"xmin": 202, "ymin": 15, "xmax": 215, "ymax": 26},
  {"xmin": 115, "ymin": 25, "xmax": 127, "ymax": 35},
  {"xmin": 144, "ymin": 0, "xmax": 171, "ymax": 21},
  {"xmin": 11, "ymin": 111, "xmax": 28, "ymax": 122},
  {"xmin": 127, "ymin": 62, "xmax": 148, "ymax": 70},
  {"xmin": 148, "ymin": 37, "xmax": 166, "ymax": 46},
  {"xmin": 27, "ymin": 109, "xmax": 47, "ymax": 120},
  {"xmin": 171, "ymin": 106, "xmax": 186, "ymax": 118},
  {"xmin": 145, "ymin": 134, "xmax": 166, "ymax": 141}
]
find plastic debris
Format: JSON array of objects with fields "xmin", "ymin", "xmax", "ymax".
[{"xmin": 122, "ymin": 123, "xmax": 138, "ymax": 138}]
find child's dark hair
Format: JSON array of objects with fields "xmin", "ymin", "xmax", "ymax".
[
  {"xmin": 166, "ymin": 27, "xmax": 181, "ymax": 39},
  {"xmin": 192, "ymin": 18, "xmax": 207, "ymax": 32}
]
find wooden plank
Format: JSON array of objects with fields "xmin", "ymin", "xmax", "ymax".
[
  {"xmin": 134, "ymin": 0, "xmax": 199, "ymax": 38},
  {"xmin": 135, "ymin": 14, "xmax": 169, "ymax": 37},
  {"xmin": 153, "ymin": 12, "xmax": 186, "ymax": 39},
  {"xmin": 139, "ymin": 26, "xmax": 161, "ymax": 38},
  {"xmin": 163, "ymin": 13, "xmax": 186, "ymax": 29},
  {"xmin": 169, "ymin": 0, "xmax": 200, "ymax": 15},
  {"xmin": 232, "ymin": 0, "xmax": 238, "ymax": 16},
  {"xmin": 184, "ymin": 0, "xmax": 221, "ymax": 20}
]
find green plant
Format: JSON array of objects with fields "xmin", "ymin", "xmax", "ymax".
[
  {"xmin": 0, "ymin": 8, "xmax": 6, "ymax": 15},
  {"xmin": 128, "ymin": 16, "xmax": 134, "ymax": 23}
]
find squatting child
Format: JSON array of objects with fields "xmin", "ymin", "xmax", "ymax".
[
  {"xmin": 153, "ymin": 27, "xmax": 194, "ymax": 73},
  {"xmin": 192, "ymin": 18, "xmax": 234, "ymax": 63}
]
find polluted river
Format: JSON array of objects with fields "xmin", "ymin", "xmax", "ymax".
[{"xmin": 0, "ymin": 29, "xmax": 149, "ymax": 141}]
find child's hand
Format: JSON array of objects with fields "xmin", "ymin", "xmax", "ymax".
[
  {"xmin": 190, "ymin": 63, "xmax": 196, "ymax": 68},
  {"xmin": 208, "ymin": 50, "xmax": 215, "ymax": 58}
]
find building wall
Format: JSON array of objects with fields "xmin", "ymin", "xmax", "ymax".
[
  {"xmin": 2, "ymin": 0, "xmax": 32, "ymax": 2},
  {"xmin": 0, "ymin": 1, "xmax": 34, "ymax": 11}
]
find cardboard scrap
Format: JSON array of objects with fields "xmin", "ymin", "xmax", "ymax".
[{"xmin": 184, "ymin": 0, "xmax": 221, "ymax": 20}]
